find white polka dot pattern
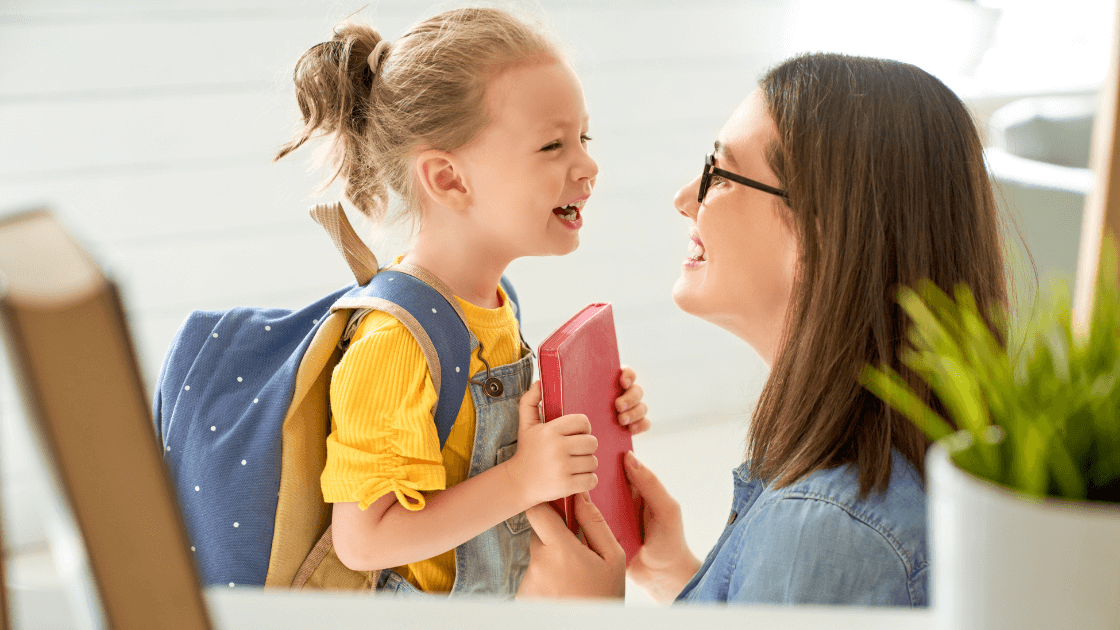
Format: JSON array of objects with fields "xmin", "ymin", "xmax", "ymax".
[{"xmin": 153, "ymin": 270, "xmax": 516, "ymax": 588}]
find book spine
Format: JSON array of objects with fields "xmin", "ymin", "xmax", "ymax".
[
  {"xmin": 537, "ymin": 347, "xmax": 576, "ymax": 531},
  {"xmin": 538, "ymin": 348, "xmax": 564, "ymax": 421}
]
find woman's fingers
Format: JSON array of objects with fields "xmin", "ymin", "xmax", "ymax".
[
  {"xmin": 572, "ymin": 492, "xmax": 625, "ymax": 566},
  {"xmin": 624, "ymin": 451, "xmax": 674, "ymax": 511},
  {"xmin": 525, "ymin": 502, "xmax": 569, "ymax": 547}
]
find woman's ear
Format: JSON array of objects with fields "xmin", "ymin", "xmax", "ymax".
[{"xmin": 414, "ymin": 149, "xmax": 470, "ymax": 211}]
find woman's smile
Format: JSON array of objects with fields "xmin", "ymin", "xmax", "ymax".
[{"xmin": 685, "ymin": 225, "xmax": 706, "ymax": 266}]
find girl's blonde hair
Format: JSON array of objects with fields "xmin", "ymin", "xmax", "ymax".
[{"xmin": 275, "ymin": 7, "xmax": 560, "ymax": 223}]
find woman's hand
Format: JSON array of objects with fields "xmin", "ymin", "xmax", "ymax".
[
  {"xmin": 506, "ymin": 382, "xmax": 599, "ymax": 506},
  {"xmin": 516, "ymin": 492, "xmax": 626, "ymax": 600},
  {"xmin": 624, "ymin": 451, "xmax": 702, "ymax": 604},
  {"xmin": 616, "ymin": 366, "xmax": 651, "ymax": 435}
]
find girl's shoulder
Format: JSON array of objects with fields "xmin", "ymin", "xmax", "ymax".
[{"xmin": 350, "ymin": 309, "xmax": 413, "ymax": 341}]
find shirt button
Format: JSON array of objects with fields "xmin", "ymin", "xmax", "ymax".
[{"xmin": 728, "ymin": 511, "xmax": 738, "ymax": 525}]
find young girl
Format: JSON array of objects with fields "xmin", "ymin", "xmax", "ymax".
[{"xmin": 274, "ymin": 7, "xmax": 649, "ymax": 597}]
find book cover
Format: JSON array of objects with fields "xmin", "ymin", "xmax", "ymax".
[
  {"xmin": 0, "ymin": 209, "xmax": 211, "ymax": 630},
  {"xmin": 538, "ymin": 303, "xmax": 641, "ymax": 562}
]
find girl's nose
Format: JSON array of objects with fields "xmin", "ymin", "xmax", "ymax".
[
  {"xmin": 574, "ymin": 146, "xmax": 599, "ymax": 182},
  {"xmin": 675, "ymin": 175, "xmax": 701, "ymax": 218}
]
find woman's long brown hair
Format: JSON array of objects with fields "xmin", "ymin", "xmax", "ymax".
[{"xmin": 750, "ymin": 53, "xmax": 1008, "ymax": 497}]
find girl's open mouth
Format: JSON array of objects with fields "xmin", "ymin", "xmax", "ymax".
[{"xmin": 552, "ymin": 198, "xmax": 586, "ymax": 227}]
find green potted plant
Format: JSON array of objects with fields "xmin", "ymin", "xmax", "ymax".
[{"xmin": 862, "ymin": 241, "xmax": 1120, "ymax": 629}]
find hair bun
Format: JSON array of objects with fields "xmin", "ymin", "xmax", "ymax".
[{"xmin": 367, "ymin": 39, "xmax": 391, "ymax": 77}]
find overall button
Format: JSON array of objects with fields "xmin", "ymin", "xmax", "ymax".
[{"xmin": 484, "ymin": 377, "xmax": 504, "ymax": 398}]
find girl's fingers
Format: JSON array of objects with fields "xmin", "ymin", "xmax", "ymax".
[
  {"xmin": 573, "ymin": 471, "xmax": 598, "ymax": 492},
  {"xmin": 569, "ymin": 454, "xmax": 598, "ymax": 474},
  {"xmin": 518, "ymin": 381, "xmax": 544, "ymax": 431},
  {"xmin": 619, "ymin": 402, "xmax": 648, "ymax": 425},
  {"xmin": 618, "ymin": 365, "xmax": 637, "ymax": 390},
  {"xmin": 567, "ymin": 434, "xmax": 598, "ymax": 456},
  {"xmin": 552, "ymin": 413, "xmax": 592, "ymax": 435},
  {"xmin": 627, "ymin": 416, "xmax": 652, "ymax": 435},
  {"xmin": 615, "ymin": 384, "xmax": 644, "ymax": 413}
]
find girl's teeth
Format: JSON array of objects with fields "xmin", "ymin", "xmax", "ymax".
[{"xmin": 556, "ymin": 205, "xmax": 579, "ymax": 220}]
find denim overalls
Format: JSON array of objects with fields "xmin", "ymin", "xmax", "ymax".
[{"xmin": 377, "ymin": 337, "xmax": 534, "ymax": 598}]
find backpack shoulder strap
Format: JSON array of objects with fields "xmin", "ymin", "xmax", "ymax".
[
  {"xmin": 332, "ymin": 269, "xmax": 471, "ymax": 450},
  {"xmin": 309, "ymin": 202, "xmax": 378, "ymax": 286}
]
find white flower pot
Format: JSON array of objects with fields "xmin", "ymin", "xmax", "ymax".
[{"xmin": 927, "ymin": 444, "xmax": 1120, "ymax": 629}]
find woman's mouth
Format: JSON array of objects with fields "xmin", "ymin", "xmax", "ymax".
[{"xmin": 687, "ymin": 227, "xmax": 706, "ymax": 262}]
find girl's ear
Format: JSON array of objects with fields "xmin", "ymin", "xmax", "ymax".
[{"xmin": 414, "ymin": 149, "xmax": 470, "ymax": 211}]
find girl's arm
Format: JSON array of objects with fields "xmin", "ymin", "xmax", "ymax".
[{"xmin": 332, "ymin": 382, "xmax": 598, "ymax": 571}]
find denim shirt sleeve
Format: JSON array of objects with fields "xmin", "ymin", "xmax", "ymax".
[{"xmin": 727, "ymin": 495, "xmax": 920, "ymax": 606}]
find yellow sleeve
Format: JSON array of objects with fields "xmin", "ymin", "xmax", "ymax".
[{"xmin": 321, "ymin": 311, "xmax": 445, "ymax": 511}]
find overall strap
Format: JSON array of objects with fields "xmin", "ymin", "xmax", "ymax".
[{"xmin": 499, "ymin": 275, "xmax": 521, "ymax": 327}]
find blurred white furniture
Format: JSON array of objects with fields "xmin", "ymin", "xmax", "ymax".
[{"xmin": 984, "ymin": 94, "xmax": 1097, "ymax": 290}]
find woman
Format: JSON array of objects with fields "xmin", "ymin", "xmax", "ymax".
[{"xmin": 515, "ymin": 52, "xmax": 1007, "ymax": 605}]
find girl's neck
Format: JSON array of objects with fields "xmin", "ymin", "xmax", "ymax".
[{"xmin": 401, "ymin": 229, "xmax": 509, "ymax": 309}]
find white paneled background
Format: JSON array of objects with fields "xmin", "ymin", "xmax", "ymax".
[{"xmin": 0, "ymin": 0, "xmax": 1113, "ymax": 623}]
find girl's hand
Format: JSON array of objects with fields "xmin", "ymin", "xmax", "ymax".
[
  {"xmin": 506, "ymin": 381, "xmax": 598, "ymax": 506},
  {"xmin": 516, "ymin": 492, "xmax": 626, "ymax": 600},
  {"xmin": 615, "ymin": 365, "xmax": 651, "ymax": 435},
  {"xmin": 623, "ymin": 451, "xmax": 701, "ymax": 604}
]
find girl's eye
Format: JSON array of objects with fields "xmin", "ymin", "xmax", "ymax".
[{"xmin": 542, "ymin": 135, "xmax": 592, "ymax": 152}]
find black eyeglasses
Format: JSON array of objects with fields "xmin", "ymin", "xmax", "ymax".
[{"xmin": 699, "ymin": 152, "xmax": 788, "ymax": 203}]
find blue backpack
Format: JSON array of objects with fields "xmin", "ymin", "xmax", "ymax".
[{"xmin": 153, "ymin": 203, "xmax": 520, "ymax": 589}]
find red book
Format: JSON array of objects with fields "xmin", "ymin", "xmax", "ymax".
[{"xmin": 538, "ymin": 303, "xmax": 642, "ymax": 563}]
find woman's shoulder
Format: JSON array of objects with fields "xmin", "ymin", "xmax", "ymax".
[
  {"xmin": 713, "ymin": 455, "xmax": 928, "ymax": 606},
  {"xmin": 750, "ymin": 452, "xmax": 929, "ymax": 578}
]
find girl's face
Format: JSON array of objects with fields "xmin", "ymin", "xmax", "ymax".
[
  {"xmin": 454, "ymin": 58, "xmax": 597, "ymax": 260},
  {"xmin": 672, "ymin": 89, "xmax": 798, "ymax": 366}
]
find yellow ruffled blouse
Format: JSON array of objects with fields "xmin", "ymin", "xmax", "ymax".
[{"xmin": 321, "ymin": 284, "xmax": 522, "ymax": 593}]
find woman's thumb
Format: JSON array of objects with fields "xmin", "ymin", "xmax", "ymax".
[
  {"xmin": 573, "ymin": 493, "xmax": 624, "ymax": 564},
  {"xmin": 624, "ymin": 451, "xmax": 671, "ymax": 506}
]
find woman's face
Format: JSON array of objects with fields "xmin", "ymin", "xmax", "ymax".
[{"xmin": 672, "ymin": 88, "xmax": 798, "ymax": 366}]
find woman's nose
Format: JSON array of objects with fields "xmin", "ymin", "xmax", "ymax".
[{"xmin": 675, "ymin": 175, "xmax": 701, "ymax": 218}]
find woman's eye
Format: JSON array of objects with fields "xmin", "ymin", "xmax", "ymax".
[{"xmin": 711, "ymin": 175, "xmax": 726, "ymax": 186}]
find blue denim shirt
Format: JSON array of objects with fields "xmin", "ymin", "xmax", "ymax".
[{"xmin": 677, "ymin": 452, "xmax": 928, "ymax": 606}]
